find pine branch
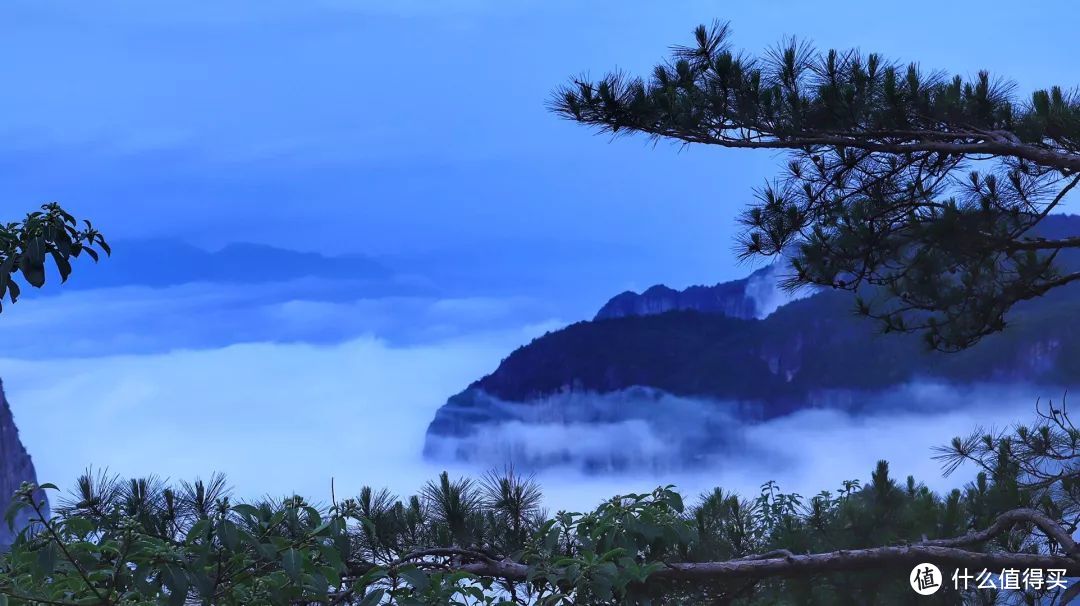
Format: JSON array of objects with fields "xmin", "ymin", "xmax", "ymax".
[
  {"xmin": 451, "ymin": 544, "xmax": 1080, "ymax": 582},
  {"xmin": 356, "ymin": 509, "xmax": 1080, "ymax": 583}
]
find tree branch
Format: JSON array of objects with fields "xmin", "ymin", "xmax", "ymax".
[
  {"xmin": 1007, "ymin": 236, "xmax": 1080, "ymax": 251},
  {"xmin": 920, "ymin": 508, "xmax": 1078, "ymax": 554},
  {"xmin": 389, "ymin": 509, "xmax": 1080, "ymax": 585},
  {"xmin": 26, "ymin": 496, "xmax": 110, "ymax": 605},
  {"xmin": 454, "ymin": 545, "xmax": 1080, "ymax": 582},
  {"xmin": 731, "ymin": 136, "xmax": 1078, "ymax": 173}
]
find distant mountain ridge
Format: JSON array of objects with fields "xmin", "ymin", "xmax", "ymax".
[
  {"xmin": 424, "ymin": 214, "xmax": 1080, "ymax": 470},
  {"xmin": 594, "ymin": 263, "xmax": 811, "ymax": 321},
  {"xmin": 595, "ymin": 273, "xmax": 759, "ymax": 321},
  {"xmin": 57, "ymin": 239, "xmax": 396, "ymax": 290}
]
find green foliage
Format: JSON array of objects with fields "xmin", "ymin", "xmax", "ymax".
[
  {"xmin": 524, "ymin": 487, "xmax": 689, "ymax": 604},
  {"xmin": 4, "ymin": 410, "xmax": 1078, "ymax": 605},
  {"xmin": 938, "ymin": 398, "xmax": 1080, "ymax": 535},
  {"xmin": 0, "ymin": 203, "xmax": 109, "ymax": 311},
  {"xmin": 552, "ymin": 21, "xmax": 1080, "ymax": 351}
]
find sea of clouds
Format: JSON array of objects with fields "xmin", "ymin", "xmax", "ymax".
[
  {"xmin": 425, "ymin": 382, "xmax": 1063, "ymax": 507},
  {"xmin": 0, "ymin": 277, "xmax": 1060, "ymax": 512}
]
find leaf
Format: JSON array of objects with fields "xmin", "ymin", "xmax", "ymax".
[
  {"xmin": 191, "ymin": 569, "xmax": 214, "ymax": 598},
  {"xmin": 543, "ymin": 526, "xmax": 561, "ymax": 551},
  {"xmin": 36, "ymin": 542, "xmax": 57, "ymax": 577},
  {"xmin": 667, "ymin": 491, "xmax": 684, "ymax": 513},
  {"xmin": 3, "ymin": 499, "xmax": 26, "ymax": 531},
  {"xmin": 0, "ymin": 250, "xmax": 15, "ymax": 296},
  {"xmin": 16, "ymin": 253, "xmax": 43, "ymax": 287},
  {"xmin": 357, "ymin": 589, "xmax": 385, "ymax": 606},
  {"xmin": 64, "ymin": 516, "xmax": 94, "ymax": 538},
  {"xmin": 218, "ymin": 519, "xmax": 240, "ymax": 551},
  {"xmin": 54, "ymin": 231, "xmax": 72, "ymax": 257},
  {"xmin": 17, "ymin": 238, "xmax": 46, "ymax": 287},
  {"xmin": 303, "ymin": 505, "xmax": 322, "ymax": 527},
  {"xmin": 232, "ymin": 503, "xmax": 263, "ymax": 520},
  {"xmin": 319, "ymin": 563, "xmax": 341, "ymax": 588},
  {"xmin": 307, "ymin": 570, "xmax": 329, "ymax": 596},
  {"xmin": 317, "ymin": 543, "xmax": 344, "ymax": 572},
  {"xmin": 269, "ymin": 510, "xmax": 286, "ymax": 528},
  {"xmin": 358, "ymin": 567, "xmax": 388, "ymax": 586},
  {"xmin": 282, "ymin": 547, "xmax": 302, "ymax": 583},
  {"xmin": 258, "ymin": 541, "xmax": 278, "ymax": 561},
  {"xmin": 596, "ymin": 561, "xmax": 618, "ymax": 580},
  {"xmin": 50, "ymin": 250, "xmax": 72, "ymax": 282},
  {"xmin": 398, "ymin": 566, "xmax": 429, "ymax": 591},
  {"xmin": 23, "ymin": 236, "xmax": 44, "ymax": 266},
  {"xmin": 311, "ymin": 520, "xmax": 333, "ymax": 537},
  {"xmin": 186, "ymin": 519, "xmax": 211, "ymax": 543},
  {"xmin": 162, "ymin": 565, "xmax": 189, "ymax": 606}
]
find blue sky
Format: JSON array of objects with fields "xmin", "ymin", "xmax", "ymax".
[
  {"xmin": 1, "ymin": 1, "xmax": 1078, "ymax": 508},
  {"xmin": 3, "ymin": 1, "xmax": 1077, "ymax": 287}
]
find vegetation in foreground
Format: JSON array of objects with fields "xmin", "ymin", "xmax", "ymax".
[{"xmin": 3, "ymin": 404, "xmax": 1079, "ymax": 605}]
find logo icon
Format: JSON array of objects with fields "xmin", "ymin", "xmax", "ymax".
[{"xmin": 910, "ymin": 563, "xmax": 942, "ymax": 595}]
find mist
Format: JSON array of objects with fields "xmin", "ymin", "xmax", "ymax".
[
  {"xmin": 0, "ymin": 279, "xmax": 566, "ymax": 357},
  {"xmin": 744, "ymin": 261, "xmax": 816, "ymax": 319},
  {"xmin": 2, "ymin": 322, "xmax": 1055, "ymax": 513},
  {"xmin": 426, "ymin": 382, "xmax": 1059, "ymax": 507}
]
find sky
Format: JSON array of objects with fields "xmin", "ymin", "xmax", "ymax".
[
  {"xmin": 1, "ymin": 0, "xmax": 1079, "ymax": 511},
  {"xmin": 2, "ymin": 0, "xmax": 1078, "ymax": 286}
]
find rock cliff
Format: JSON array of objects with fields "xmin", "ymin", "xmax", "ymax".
[{"xmin": 0, "ymin": 380, "xmax": 47, "ymax": 548}]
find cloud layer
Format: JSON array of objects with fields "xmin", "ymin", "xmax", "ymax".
[
  {"xmin": 0, "ymin": 255, "xmax": 1064, "ymax": 514},
  {"xmin": 2, "ymin": 334, "xmax": 516, "ymax": 506},
  {"xmin": 426, "ymin": 382, "xmax": 1059, "ymax": 505},
  {"xmin": 2, "ymin": 278, "xmax": 565, "ymax": 358},
  {"xmin": 3, "ymin": 327, "xmax": 1056, "ymax": 513}
]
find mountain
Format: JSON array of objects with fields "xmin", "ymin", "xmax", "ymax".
[
  {"xmin": 424, "ymin": 215, "xmax": 1080, "ymax": 471},
  {"xmin": 594, "ymin": 263, "xmax": 810, "ymax": 321},
  {"xmin": 31, "ymin": 239, "xmax": 415, "ymax": 294},
  {"xmin": 0, "ymin": 380, "xmax": 47, "ymax": 548}
]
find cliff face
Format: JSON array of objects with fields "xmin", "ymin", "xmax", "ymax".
[{"xmin": 0, "ymin": 380, "xmax": 47, "ymax": 548}]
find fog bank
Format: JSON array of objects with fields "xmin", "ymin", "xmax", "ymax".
[{"xmin": 2, "ymin": 335, "xmax": 1056, "ymax": 512}]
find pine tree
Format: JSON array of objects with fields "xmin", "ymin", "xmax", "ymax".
[{"xmin": 552, "ymin": 22, "xmax": 1080, "ymax": 351}]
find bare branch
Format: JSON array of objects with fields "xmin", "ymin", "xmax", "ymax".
[
  {"xmin": 455, "ymin": 545, "xmax": 1080, "ymax": 582},
  {"xmin": 920, "ymin": 508, "xmax": 1078, "ymax": 555}
]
